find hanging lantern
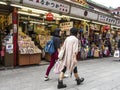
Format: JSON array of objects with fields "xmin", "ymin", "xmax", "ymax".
[
  {"xmin": 46, "ymin": 12, "xmax": 54, "ymax": 21},
  {"xmin": 104, "ymin": 25, "xmax": 110, "ymax": 31}
]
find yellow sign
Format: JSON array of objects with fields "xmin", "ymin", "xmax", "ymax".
[{"xmin": 70, "ymin": 0, "xmax": 88, "ymax": 7}]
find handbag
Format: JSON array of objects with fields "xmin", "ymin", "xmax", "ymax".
[
  {"xmin": 114, "ymin": 50, "xmax": 120, "ymax": 58},
  {"xmin": 53, "ymin": 59, "xmax": 63, "ymax": 74},
  {"xmin": 58, "ymin": 46, "xmax": 65, "ymax": 60}
]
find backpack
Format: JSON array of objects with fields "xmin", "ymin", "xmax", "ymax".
[{"xmin": 44, "ymin": 38, "xmax": 55, "ymax": 55}]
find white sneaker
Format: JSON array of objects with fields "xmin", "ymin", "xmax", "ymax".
[
  {"xmin": 44, "ymin": 77, "xmax": 49, "ymax": 81},
  {"xmin": 64, "ymin": 74, "xmax": 69, "ymax": 78}
]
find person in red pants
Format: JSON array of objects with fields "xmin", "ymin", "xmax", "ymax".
[{"xmin": 44, "ymin": 28, "xmax": 61, "ymax": 81}]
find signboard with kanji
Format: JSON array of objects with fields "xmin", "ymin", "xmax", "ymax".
[
  {"xmin": 98, "ymin": 15, "xmax": 116, "ymax": 25},
  {"xmin": 23, "ymin": 0, "xmax": 70, "ymax": 13},
  {"xmin": 70, "ymin": 0, "xmax": 88, "ymax": 7}
]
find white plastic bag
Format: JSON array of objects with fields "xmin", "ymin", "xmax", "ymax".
[
  {"xmin": 58, "ymin": 47, "xmax": 65, "ymax": 60},
  {"xmin": 53, "ymin": 60, "xmax": 63, "ymax": 74},
  {"xmin": 114, "ymin": 50, "xmax": 120, "ymax": 58}
]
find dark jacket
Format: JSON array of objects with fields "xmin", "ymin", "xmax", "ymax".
[
  {"xmin": 118, "ymin": 39, "xmax": 120, "ymax": 49},
  {"xmin": 52, "ymin": 28, "xmax": 61, "ymax": 51}
]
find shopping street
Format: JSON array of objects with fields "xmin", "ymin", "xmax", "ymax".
[{"xmin": 0, "ymin": 57, "xmax": 120, "ymax": 90}]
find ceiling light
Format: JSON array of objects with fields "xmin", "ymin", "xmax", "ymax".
[
  {"xmin": 0, "ymin": 1, "xmax": 7, "ymax": 5},
  {"xmin": 11, "ymin": 4, "xmax": 47, "ymax": 14},
  {"xmin": 70, "ymin": 16, "xmax": 90, "ymax": 22},
  {"xmin": 111, "ymin": 25, "xmax": 120, "ymax": 28},
  {"xmin": 91, "ymin": 21, "xmax": 107, "ymax": 25},
  {"xmin": 18, "ymin": 11, "xmax": 40, "ymax": 17}
]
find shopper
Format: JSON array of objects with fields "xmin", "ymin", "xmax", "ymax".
[
  {"xmin": 118, "ymin": 39, "xmax": 120, "ymax": 50},
  {"xmin": 57, "ymin": 27, "xmax": 84, "ymax": 89},
  {"xmin": 104, "ymin": 38, "xmax": 112, "ymax": 55},
  {"xmin": 44, "ymin": 28, "xmax": 61, "ymax": 81}
]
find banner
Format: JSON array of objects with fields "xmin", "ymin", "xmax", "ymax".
[{"xmin": 23, "ymin": 0, "xmax": 70, "ymax": 13}]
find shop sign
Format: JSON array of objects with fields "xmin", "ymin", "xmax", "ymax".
[
  {"xmin": 60, "ymin": 22, "xmax": 73, "ymax": 35},
  {"xmin": 46, "ymin": 13, "xmax": 54, "ymax": 21},
  {"xmin": 23, "ymin": 0, "xmax": 70, "ymax": 13},
  {"xmin": 70, "ymin": 0, "xmax": 88, "ymax": 7},
  {"xmin": 98, "ymin": 15, "xmax": 116, "ymax": 25},
  {"xmin": 70, "ymin": 7, "xmax": 98, "ymax": 20},
  {"xmin": 116, "ymin": 20, "xmax": 120, "ymax": 26}
]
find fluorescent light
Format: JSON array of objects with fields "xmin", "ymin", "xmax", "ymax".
[
  {"xmin": 91, "ymin": 21, "xmax": 107, "ymax": 25},
  {"xmin": 29, "ymin": 21, "xmax": 47, "ymax": 25},
  {"xmin": 0, "ymin": 1, "xmax": 7, "ymax": 5},
  {"xmin": 70, "ymin": 16, "xmax": 90, "ymax": 22},
  {"xmin": 11, "ymin": 4, "xmax": 47, "ymax": 14},
  {"xmin": 18, "ymin": 11, "xmax": 40, "ymax": 17},
  {"xmin": 30, "ymin": 21, "xmax": 41, "ymax": 24},
  {"xmin": 111, "ymin": 25, "xmax": 120, "ymax": 28},
  {"xmin": 10, "ymin": 4, "xmax": 23, "ymax": 8}
]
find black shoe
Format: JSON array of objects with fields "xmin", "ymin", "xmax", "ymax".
[
  {"xmin": 57, "ymin": 80, "xmax": 67, "ymax": 89},
  {"xmin": 76, "ymin": 78, "xmax": 84, "ymax": 85}
]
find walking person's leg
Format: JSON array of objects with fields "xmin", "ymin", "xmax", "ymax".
[
  {"xmin": 44, "ymin": 54, "xmax": 56, "ymax": 81},
  {"xmin": 57, "ymin": 66, "xmax": 67, "ymax": 89},
  {"xmin": 44, "ymin": 51, "xmax": 58, "ymax": 81},
  {"xmin": 73, "ymin": 67, "xmax": 84, "ymax": 85}
]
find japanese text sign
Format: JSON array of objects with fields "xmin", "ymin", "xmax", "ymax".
[{"xmin": 23, "ymin": 0, "xmax": 70, "ymax": 13}]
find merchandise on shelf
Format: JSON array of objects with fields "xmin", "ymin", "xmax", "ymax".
[
  {"xmin": 18, "ymin": 31, "xmax": 41, "ymax": 54},
  {"xmin": 38, "ymin": 35, "xmax": 51, "ymax": 48}
]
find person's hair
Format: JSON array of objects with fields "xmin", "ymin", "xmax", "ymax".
[
  {"xmin": 53, "ymin": 28, "xmax": 61, "ymax": 37},
  {"xmin": 70, "ymin": 27, "xmax": 78, "ymax": 36}
]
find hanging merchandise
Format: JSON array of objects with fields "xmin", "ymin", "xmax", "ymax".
[
  {"xmin": 104, "ymin": 25, "xmax": 110, "ymax": 31},
  {"xmin": 46, "ymin": 12, "xmax": 54, "ymax": 21},
  {"xmin": 106, "ymin": 31, "xmax": 111, "ymax": 38}
]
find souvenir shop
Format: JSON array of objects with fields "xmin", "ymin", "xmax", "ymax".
[
  {"xmin": 0, "ymin": 3, "xmax": 14, "ymax": 69},
  {"xmin": 0, "ymin": 0, "xmax": 120, "ymax": 68},
  {"xmin": 12, "ymin": 0, "xmax": 120, "ymax": 65},
  {"xmin": 16, "ymin": 0, "xmax": 71, "ymax": 65}
]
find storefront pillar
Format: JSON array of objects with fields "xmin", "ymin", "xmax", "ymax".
[{"xmin": 13, "ymin": 7, "xmax": 18, "ymax": 66}]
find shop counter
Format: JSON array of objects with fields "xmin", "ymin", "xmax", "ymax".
[
  {"xmin": 4, "ymin": 52, "xmax": 14, "ymax": 67},
  {"xmin": 18, "ymin": 53, "xmax": 41, "ymax": 66}
]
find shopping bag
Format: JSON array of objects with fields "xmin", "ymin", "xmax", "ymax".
[
  {"xmin": 58, "ymin": 47, "xmax": 65, "ymax": 60},
  {"xmin": 53, "ymin": 60, "xmax": 63, "ymax": 74},
  {"xmin": 114, "ymin": 50, "xmax": 120, "ymax": 58}
]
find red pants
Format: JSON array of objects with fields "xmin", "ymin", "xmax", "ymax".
[{"xmin": 45, "ymin": 51, "xmax": 58, "ymax": 76}]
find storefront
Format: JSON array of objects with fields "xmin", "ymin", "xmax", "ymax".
[
  {"xmin": 0, "ymin": 3, "xmax": 14, "ymax": 69},
  {"xmin": 12, "ymin": 0, "xmax": 71, "ymax": 65},
  {"xmin": 1, "ymin": 0, "xmax": 120, "ymax": 67}
]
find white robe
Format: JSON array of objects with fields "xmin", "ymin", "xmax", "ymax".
[{"xmin": 62, "ymin": 35, "xmax": 79, "ymax": 73}]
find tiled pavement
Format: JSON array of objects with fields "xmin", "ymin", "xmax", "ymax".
[{"xmin": 0, "ymin": 57, "xmax": 120, "ymax": 90}]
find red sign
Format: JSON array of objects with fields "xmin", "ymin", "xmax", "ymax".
[
  {"xmin": 104, "ymin": 25, "xmax": 110, "ymax": 30},
  {"xmin": 46, "ymin": 13, "xmax": 54, "ymax": 21}
]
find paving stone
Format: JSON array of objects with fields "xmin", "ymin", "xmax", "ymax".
[{"xmin": 0, "ymin": 57, "xmax": 120, "ymax": 90}]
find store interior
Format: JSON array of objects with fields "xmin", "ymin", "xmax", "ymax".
[{"xmin": 0, "ymin": 4, "xmax": 13, "ymax": 68}]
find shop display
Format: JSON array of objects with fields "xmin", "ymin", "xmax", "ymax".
[
  {"xmin": 18, "ymin": 31, "xmax": 41, "ymax": 65},
  {"xmin": 38, "ymin": 35, "xmax": 51, "ymax": 48},
  {"xmin": 18, "ymin": 31, "xmax": 41, "ymax": 54}
]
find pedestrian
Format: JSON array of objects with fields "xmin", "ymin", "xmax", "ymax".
[
  {"xmin": 104, "ymin": 38, "xmax": 111, "ymax": 55},
  {"xmin": 57, "ymin": 27, "xmax": 84, "ymax": 89},
  {"xmin": 44, "ymin": 28, "xmax": 61, "ymax": 81},
  {"xmin": 118, "ymin": 39, "xmax": 120, "ymax": 50}
]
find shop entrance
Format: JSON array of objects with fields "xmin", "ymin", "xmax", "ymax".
[{"xmin": 0, "ymin": 4, "xmax": 13, "ymax": 69}]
